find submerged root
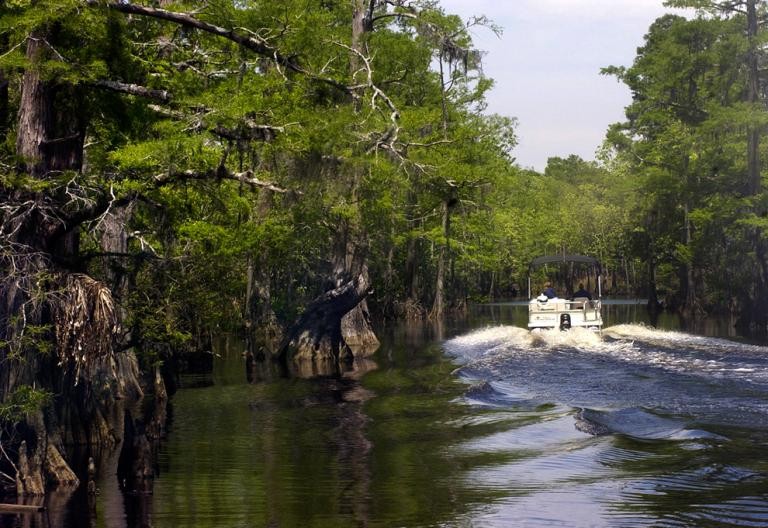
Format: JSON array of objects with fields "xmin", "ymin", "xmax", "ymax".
[{"xmin": 395, "ymin": 299, "xmax": 426, "ymax": 320}]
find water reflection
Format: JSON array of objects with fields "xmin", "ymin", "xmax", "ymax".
[
  {"xmin": 444, "ymin": 314, "xmax": 768, "ymax": 527},
  {"xmin": 143, "ymin": 331, "xmax": 501, "ymax": 528},
  {"xmin": 45, "ymin": 303, "xmax": 768, "ymax": 527}
]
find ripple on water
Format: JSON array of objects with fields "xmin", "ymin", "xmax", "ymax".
[
  {"xmin": 444, "ymin": 324, "xmax": 768, "ymax": 430},
  {"xmin": 441, "ymin": 324, "xmax": 768, "ymax": 527}
]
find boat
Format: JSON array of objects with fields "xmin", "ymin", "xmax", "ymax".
[{"xmin": 526, "ymin": 254, "xmax": 603, "ymax": 331}]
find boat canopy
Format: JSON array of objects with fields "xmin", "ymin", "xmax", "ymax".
[
  {"xmin": 528, "ymin": 254, "xmax": 601, "ymax": 272},
  {"xmin": 527, "ymin": 254, "xmax": 603, "ymax": 300}
]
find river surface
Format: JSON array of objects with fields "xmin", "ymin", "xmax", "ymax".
[{"xmin": 15, "ymin": 301, "xmax": 768, "ymax": 527}]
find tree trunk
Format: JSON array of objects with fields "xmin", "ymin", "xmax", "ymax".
[
  {"xmin": 382, "ymin": 228, "xmax": 395, "ymax": 317},
  {"xmin": 332, "ymin": 222, "xmax": 379, "ymax": 355},
  {"xmin": 278, "ymin": 272, "xmax": 373, "ymax": 366},
  {"xmin": 316, "ymin": 1, "xmax": 381, "ymax": 353},
  {"xmin": 430, "ymin": 197, "xmax": 452, "ymax": 320},
  {"xmin": 349, "ymin": 0, "xmax": 374, "ymax": 111},
  {"xmin": 16, "ymin": 36, "xmax": 50, "ymax": 178},
  {"xmin": 681, "ymin": 203, "xmax": 698, "ymax": 315},
  {"xmin": 746, "ymin": 0, "xmax": 760, "ymax": 197},
  {"xmin": 404, "ymin": 188, "xmax": 424, "ymax": 316},
  {"xmin": 351, "ymin": 0, "xmax": 369, "ymax": 75},
  {"xmin": 488, "ymin": 270, "xmax": 495, "ymax": 302},
  {"xmin": 2, "ymin": 30, "xmax": 138, "ymax": 495},
  {"xmin": 100, "ymin": 201, "xmax": 137, "ymax": 302},
  {"xmin": 647, "ymin": 256, "xmax": 660, "ymax": 314},
  {"xmin": 245, "ymin": 189, "xmax": 280, "ymax": 344}
]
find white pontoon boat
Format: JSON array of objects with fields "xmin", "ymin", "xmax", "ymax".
[{"xmin": 527, "ymin": 255, "xmax": 603, "ymax": 331}]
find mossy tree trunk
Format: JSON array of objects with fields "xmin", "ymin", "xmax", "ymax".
[{"xmin": 1, "ymin": 31, "xmax": 141, "ymax": 495}]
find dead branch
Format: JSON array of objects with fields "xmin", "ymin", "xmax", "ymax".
[
  {"xmin": 211, "ymin": 123, "xmax": 285, "ymax": 142},
  {"xmin": 91, "ymin": 80, "xmax": 172, "ymax": 102},
  {"xmin": 404, "ymin": 139, "xmax": 454, "ymax": 148},
  {"xmin": 334, "ymin": 41, "xmax": 401, "ymax": 152},
  {"xmin": 153, "ymin": 169, "xmax": 293, "ymax": 194}
]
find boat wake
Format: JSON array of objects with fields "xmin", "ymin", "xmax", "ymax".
[
  {"xmin": 575, "ymin": 407, "xmax": 727, "ymax": 441},
  {"xmin": 444, "ymin": 324, "xmax": 768, "ymax": 432}
]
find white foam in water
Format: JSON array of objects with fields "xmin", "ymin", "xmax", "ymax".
[
  {"xmin": 600, "ymin": 324, "xmax": 768, "ymax": 381},
  {"xmin": 443, "ymin": 326, "xmax": 531, "ymax": 361},
  {"xmin": 605, "ymin": 324, "xmax": 768, "ymax": 353},
  {"xmin": 445, "ymin": 323, "xmax": 768, "ymax": 383},
  {"xmin": 529, "ymin": 327, "xmax": 603, "ymax": 349}
]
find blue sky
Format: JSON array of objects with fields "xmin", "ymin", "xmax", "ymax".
[{"xmin": 438, "ymin": 0, "xmax": 690, "ymax": 171}]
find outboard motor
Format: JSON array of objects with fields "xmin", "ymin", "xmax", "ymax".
[{"xmin": 559, "ymin": 313, "xmax": 572, "ymax": 331}]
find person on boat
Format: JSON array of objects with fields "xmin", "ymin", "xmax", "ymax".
[
  {"xmin": 573, "ymin": 283, "xmax": 592, "ymax": 300},
  {"xmin": 542, "ymin": 282, "xmax": 557, "ymax": 299}
]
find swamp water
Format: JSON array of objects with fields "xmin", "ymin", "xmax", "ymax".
[{"xmin": 9, "ymin": 302, "xmax": 768, "ymax": 527}]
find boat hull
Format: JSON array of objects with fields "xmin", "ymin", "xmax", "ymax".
[{"xmin": 528, "ymin": 298, "xmax": 603, "ymax": 331}]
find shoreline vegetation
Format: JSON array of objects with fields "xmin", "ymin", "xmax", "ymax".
[{"xmin": 0, "ymin": 0, "xmax": 766, "ymax": 510}]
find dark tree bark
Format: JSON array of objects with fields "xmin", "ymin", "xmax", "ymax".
[
  {"xmin": 331, "ymin": 222, "xmax": 379, "ymax": 355},
  {"xmin": 430, "ymin": 184, "xmax": 457, "ymax": 320},
  {"xmin": 0, "ymin": 69, "xmax": 8, "ymax": 135},
  {"xmin": 647, "ymin": 255, "xmax": 661, "ymax": 314},
  {"xmin": 680, "ymin": 200, "xmax": 701, "ymax": 317},
  {"xmin": 278, "ymin": 271, "xmax": 373, "ymax": 366},
  {"xmin": 746, "ymin": 0, "xmax": 760, "ymax": 197},
  {"xmin": 1, "ymin": 32, "xmax": 139, "ymax": 495},
  {"xmin": 430, "ymin": 200, "xmax": 450, "ymax": 320},
  {"xmin": 403, "ymin": 189, "xmax": 426, "ymax": 318}
]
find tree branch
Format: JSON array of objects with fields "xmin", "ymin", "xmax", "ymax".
[
  {"xmin": 404, "ymin": 139, "xmax": 454, "ymax": 148},
  {"xmin": 91, "ymin": 80, "xmax": 172, "ymax": 102},
  {"xmin": 370, "ymin": 12, "xmax": 418, "ymax": 26},
  {"xmin": 88, "ymin": 1, "xmax": 350, "ymax": 92},
  {"xmin": 48, "ymin": 166, "xmax": 293, "ymax": 242},
  {"xmin": 211, "ymin": 122, "xmax": 286, "ymax": 142},
  {"xmin": 153, "ymin": 169, "xmax": 293, "ymax": 194}
]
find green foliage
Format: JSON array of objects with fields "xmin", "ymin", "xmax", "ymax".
[
  {"xmin": 7, "ymin": 0, "xmax": 763, "ymax": 368},
  {"xmin": 0, "ymin": 321, "xmax": 53, "ymax": 359},
  {"xmin": 0, "ymin": 386, "xmax": 51, "ymax": 422},
  {"xmin": 603, "ymin": 4, "xmax": 768, "ymax": 311}
]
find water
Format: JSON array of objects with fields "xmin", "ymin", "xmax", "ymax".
[
  {"xmin": 443, "ymin": 304, "xmax": 768, "ymax": 527},
  {"xmin": 10, "ymin": 302, "xmax": 768, "ymax": 527}
]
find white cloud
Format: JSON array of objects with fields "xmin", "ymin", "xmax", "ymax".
[
  {"xmin": 435, "ymin": 0, "xmax": 692, "ymax": 170},
  {"xmin": 440, "ymin": 0, "xmax": 682, "ymax": 20},
  {"xmin": 518, "ymin": 0, "xmax": 670, "ymax": 18}
]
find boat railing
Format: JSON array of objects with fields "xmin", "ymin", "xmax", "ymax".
[
  {"xmin": 569, "ymin": 298, "xmax": 601, "ymax": 320},
  {"xmin": 530, "ymin": 298, "xmax": 599, "ymax": 309}
]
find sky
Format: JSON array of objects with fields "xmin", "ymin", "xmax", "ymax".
[{"xmin": 438, "ymin": 0, "xmax": 690, "ymax": 171}]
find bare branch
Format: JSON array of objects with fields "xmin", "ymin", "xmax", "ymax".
[
  {"xmin": 147, "ymin": 104, "xmax": 187, "ymax": 120},
  {"xmin": 153, "ymin": 169, "xmax": 294, "ymax": 194},
  {"xmin": 334, "ymin": 41, "xmax": 401, "ymax": 151},
  {"xmin": 211, "ymin": 122, "xmax": 287, "ymax": 142},
  {"xmin": 405, "ymin": 139, "xmax": 454, "ymax": 148},
  {"xmin": 147, "ymin": 103, "xmax": 295, "ymax": 143},
  {"xmin": 0, "ymin": 438, "xmax": 19, "ymax": 479},
  {"xmin": 370, "ymin": 11, "xmax": 418, "ymax": 26},
  {"xmin": 92, "ymin": 80, "xmax": 172, "ymax": 103}
]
